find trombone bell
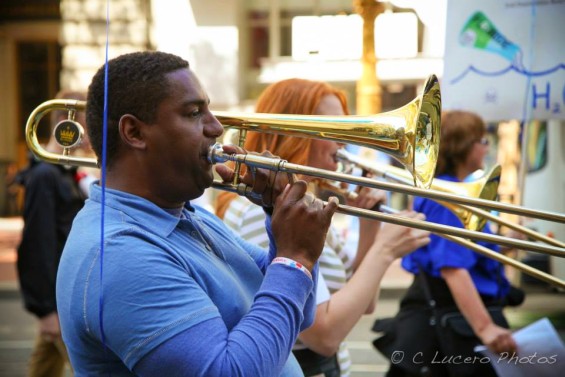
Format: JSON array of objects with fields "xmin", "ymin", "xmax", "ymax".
[
  {"xmin": 336, "ymin": 148, "xmax": 501, "ymax": 231},
  {"xmin": 435, "ymin": 166, "xmax": 501, "ymax": 231}
]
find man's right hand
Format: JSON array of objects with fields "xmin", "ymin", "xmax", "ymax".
[
  {"xmin": 215, "ymin": 144, "xmax": 339, "ymax": 270},
  {"xmin": 215, "ymin": 145, "xmax": 293, "ymax": 208},
  {"xmin": 270, "ymin": 181, "xmax": 338, "ymax": 272}
]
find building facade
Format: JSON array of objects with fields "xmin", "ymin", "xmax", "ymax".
[{"xmin": 0, "ymin": 0, "xmax": 444, "ymax": 215}]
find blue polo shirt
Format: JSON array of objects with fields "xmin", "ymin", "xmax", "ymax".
[
  {"xmin": 401, "ymin": 174, "xmax": 509, "ymax": 299},
  {"xmin": 57, "ymin": 183, "xmax": 316, "ymax": 376}
]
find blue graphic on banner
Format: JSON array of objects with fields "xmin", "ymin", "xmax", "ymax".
[{"xmin": 442, "ymin": 3, "xmax": 565, "ymax": 121}]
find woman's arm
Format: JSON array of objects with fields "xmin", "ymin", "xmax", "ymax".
[
  {"xmin": 348, "ymin": 186, "xmax": 385, "ymax": 273},
  {"xmin": 346, "ymin": 187, "xmax": 385, "ymax": 313},
  {"xmin": 441, "ymin": 267, "xmax": 517, "ymax": 355},
  {"xmin": 298, "ymin": 212, "xmax": 430, "ymax": 356}
]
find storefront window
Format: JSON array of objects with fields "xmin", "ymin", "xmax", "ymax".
[{"xmin": 17, "ymin": 41, "xmax": 61, "ymax": 143}]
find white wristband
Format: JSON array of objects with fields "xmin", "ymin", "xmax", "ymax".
[{"xmin": 271, "ymin": 257, "xmax": 312, "ymax": 280}]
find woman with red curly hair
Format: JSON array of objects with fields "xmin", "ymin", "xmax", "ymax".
[{"xmin": 216, "ymin": 78, "xmax": 429, "ymax": 377}]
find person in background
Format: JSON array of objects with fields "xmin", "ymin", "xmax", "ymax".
[
  {"xmin": 215, "ymin": 78, "xmax": 430, "ymax": 377},
  {"xmin": 56, "ymin": 51, "xmax": 338, "ymax": 376},
  {"xmin": 373, "ymin": 110, "xmax": 519, "ymax": 377},
  {"xmin": 16, "ymin": 89, "xmax": 89, "ymax": 377}
]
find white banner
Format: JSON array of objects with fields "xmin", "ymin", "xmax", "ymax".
[{"xmin": 442, "ymin": 1, "xmax": 565, "ymax": 121}]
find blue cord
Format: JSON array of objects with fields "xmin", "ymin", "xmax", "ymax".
[{"xmin": 99, "ymin": 0, "xmax": 110, "ymax": 373}]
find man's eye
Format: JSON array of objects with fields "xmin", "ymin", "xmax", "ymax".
[{"xmin": 184, "ymin": 107, "xmax": 202, "ymax": 118}]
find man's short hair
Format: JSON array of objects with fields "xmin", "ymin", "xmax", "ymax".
[{"xmin": 86, "ymin": 51, "xmax": 189, "ymax": 166}]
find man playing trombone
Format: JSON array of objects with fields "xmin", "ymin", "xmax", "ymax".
[{"xmin": 55, "ymin": 51, "xmax": 339, "ymax": 376}]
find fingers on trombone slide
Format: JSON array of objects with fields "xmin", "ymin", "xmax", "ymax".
[
  {"xmin": 352, "ymin": 186, "xmax": 387, "ymax": 211},
  {"xmin": 243, "ymin": 166, "xmax": 289, "ymax": 208}
]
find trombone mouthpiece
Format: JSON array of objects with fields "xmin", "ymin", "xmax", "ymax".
[{"xmin": 208, "ymin": 143, "xmax": 228, "ymax": 164}]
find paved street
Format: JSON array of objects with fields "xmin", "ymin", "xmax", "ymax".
[{"xmin": 0, "ymin": 285, "xmax": 39, "ymax": 377}]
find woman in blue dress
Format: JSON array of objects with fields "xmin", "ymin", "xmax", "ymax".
[{"xmin": 373, "ymin": 110, "xmax": 519, "ymax": 377}]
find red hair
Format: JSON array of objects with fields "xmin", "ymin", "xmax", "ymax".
[{"xmin": 215, "ymin": 78, "xmax": 349, "ymax": 218}]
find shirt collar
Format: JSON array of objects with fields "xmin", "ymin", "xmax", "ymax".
[{"xmin": 89, "ymin": 182, "xmax": 191, "ymax": 237}]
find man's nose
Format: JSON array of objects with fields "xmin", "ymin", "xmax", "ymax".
[{"xmin": 205, "ymin": 112, "xmax": 224, "ymax": 138}]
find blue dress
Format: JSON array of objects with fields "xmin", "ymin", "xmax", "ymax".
[{"xmin": 402, "ymin": 173, "xmax": 509, "ymax": 299}]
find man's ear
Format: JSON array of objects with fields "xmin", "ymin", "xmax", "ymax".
[{"xmin": 118, "ymin": 114, "xmax": 146, "ymax": 150}]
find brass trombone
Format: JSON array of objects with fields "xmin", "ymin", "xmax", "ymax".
[
  {"xmin": 313, "ymin": 179, "xmax": 565, "ymax": 289},
  {"xmin": 208, "ymin": 145, "xmax": 565, "ymax": 258},
  {"xmin": 206, "ymin": 148, "xmax": 564, "ymax": 289},
  {"xmin": 315, "ymin": 162, "xmax": 500, "ymax": 232},
  {"xmin": 26, "ymin": 74, "xmax": 441, "ymax": 186},
  {"xmin": 336, "ymin": 148, "xmax": 565, "ymax": 249},
  {"xmin": 24, "ymin": 77, "xmax": 565, "ymax": 289},
  {"xmin": 213, "ymin": 74, "xmax": 441, "ymax": 189}
]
